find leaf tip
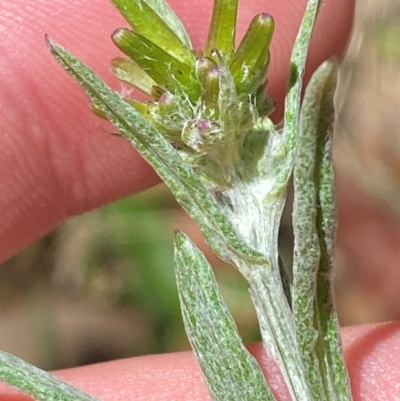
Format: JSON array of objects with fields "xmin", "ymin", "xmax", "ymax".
[
  {"xmin": 174, "ymin": 230, "xmax": 184, "ymax": 242},
  {"xmin": 174, "ymin": 231, "xmax": 192, "ymax": 251},
  {"xmin": 44, "ymin": 33, "xmax": 54, "ymax": 50}
]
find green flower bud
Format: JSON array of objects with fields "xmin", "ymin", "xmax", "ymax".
[
  {"xmin": 110, "ymin": 57, "xmax": 164, "ymax": 99},
  {"xmin": 229, "ymin": 13, "xmax": 274, "ymax": 97},
  {"xmin": 112, "ymin": 28, "xmax": 201, "ymax": 100}
]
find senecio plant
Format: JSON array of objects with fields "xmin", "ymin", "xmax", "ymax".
[{"xmin": 0, "ymin": 0, "xmax": 354, "ymax": 400}]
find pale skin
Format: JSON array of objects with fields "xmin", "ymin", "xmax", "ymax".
[{"xmin": 1, "ymin": 0, "xmax": 400, "ymax": 400}]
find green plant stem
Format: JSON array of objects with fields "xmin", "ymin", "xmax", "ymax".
[
  {"xmin": 234, "ymin": 200, "xmax": 312, "ymax": 401},
  {"xmin": 216, "ymin": 178, "xmax": 313, "ymax": 400},
  {"xmin": 246, "ymin": 261, "xmax": 312, "ymax": 401}
]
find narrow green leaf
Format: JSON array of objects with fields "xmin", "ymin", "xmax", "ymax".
[
  {"xmin": 110, "ymin": 0, "xmax": 194, "ymax": 63},
  {"xmin": 280, "ymin": 0, "xmax": 322, "ymax": 188},
  {"xmin": 204, "ymin": 0, "xmax": 239, "ymax": 60},
  {"xmin": 292, "ymin": 61, "xmax": 331, "ymax": 401},
  {"xmin": 293, "ymin": 60, "xmax": 353, "ymax": 401},
  {"xmin": 0, "ymin": 350, "xmax": 99, "ymax": 401},
  {"xmin": 46, "ymin": 37, "xmax": 267, "ymax": 267},
  {"xmin": 313, "ymin": 62, "xmax": 353, "ymax": 401},
  {"xmin": 174, "ymin": 232, "xmax": 275, "ymax": 401},
  {"xmin": 110, "ymin": 57, "xmax": 163, "ymax": 98},
  {"xmin": 112, "ymin": 28, "xmax": 201, "ymax": 100}
]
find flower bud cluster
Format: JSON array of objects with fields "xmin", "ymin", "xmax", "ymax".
[{"xmin": 107, "ymin": 0, "xmax": 275, "ymax": 186}]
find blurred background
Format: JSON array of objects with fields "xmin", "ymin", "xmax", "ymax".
[{"xmin": 2, "ymin": 0, "xmax": 400, "ymax": 371}]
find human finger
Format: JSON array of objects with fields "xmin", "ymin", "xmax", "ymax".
[{"xmin": 0, "ymin": 323, "xmax": 398, "ymax": 400}]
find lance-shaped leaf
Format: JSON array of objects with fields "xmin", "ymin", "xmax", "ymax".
[
  {"xmin": 174, "ymin": 232, "xmax": 275, "ymax": 401},
  {"xmin": 229, "ymin": 13, "xmax": 274, "ymax": 96},
  {"xmin": 314, "ymin": 76, "xmax": 353, "ymax": 401},
  {"xmin": 110, "ymin": 0, "xmax": 194, "ymax": 64},
  {"xmin": 110, "ymin": 57, "xmax": 163, "ymax": 98},
  {"xmin": 293, "ymin": 60, "xmax": 353, "ymax": 401},
  {"xmin": 292, "ymin": 62, "xmax": 328, "ymax": 400},
  {"xmin": 205, "ymin": 0, "xmax": 239, "ymax": 60},
  {"xmin": 46, "ymin": 37, "xmax": 267, "ymax": 266},
  {"xmin": 0, "ymin": 350, "xmax": 100, "ymax": 401},
  {"xmin": 112, "ymin": 28, "xmax": 201, "ymax": 100},
  {"xmin": 278, "ymin": 0, "xmax": 322, "ymax": 192}
]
